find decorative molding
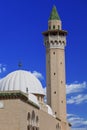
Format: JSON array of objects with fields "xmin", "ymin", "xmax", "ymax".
[{"xmin": 44, "ymin": 40, "xmax": 66, "ymax": 49}]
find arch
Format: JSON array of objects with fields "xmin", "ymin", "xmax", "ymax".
[
  {"xmin": 27, "ymin": 112, "xmax": 31, "ymax": 125},
  {"xmin": 32, "ymin": 111, "xmax": 35, "ymax": 121},
  {"xmin": 27, "ymin": 112, "xmax": 31, "ymax": 121},
  {"xmin": 59, "ymin": 40, "xmax": 62, "ymax": 46},
  {"xmin": 59, "ymin": 40, "xmax": 61, "ymax": 43},
  {"xmin": 36, "ymin": 127, "xmax": 39, "ymax": 130},
  {"xmin": 31, "ymin": 110, "xmax": 35, "ymax": 126},
  {"xmin": 32, "ymin": 127, "xmax": 35, "ymax": 130},
  {"xmin": 62, "ymin": 41, "xmax": 65, "ymax": 45},
  {"xmin": 27, "ymin": 125, "xmax": 29, "ymax": 130},
  {"xmin": 27, "ymin": 125, "xmax": 31, "ymax": 130},
  {"xmin": 54, "ymin": 40, "xmax": 58, "ymax": 44},
  {"xmin": 36, "ymin": 116, "xmax": 39, "ymax": 127},
  {"xmin": 50, "ymin": 40, "xmax": 53, "ymax": 44},
  {"xmin": 53, "ymin": 25, "xmax": 55, "ymax": 29},
  {"xmin": 58, "ymin": 25, "xmax": 60, "ymax": 30}
]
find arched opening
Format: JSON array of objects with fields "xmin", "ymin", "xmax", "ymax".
[
  {"xmin": 53, "ymin": 25, "xmax": 55, "ymax": 29},
  {"xmin": 32, "ymin": 111, "xmax": 35, "ymax": 126},
  {"xmin": 58, "ymin": 25, "xmax": 60, "ymax": 30},
  {"xmin": 55, "ymin": 40, "xmax": 58, "ymax": 45},
  {"xmin": 36, "ymin": 116, "xmax": 39, "ymax": 127}
]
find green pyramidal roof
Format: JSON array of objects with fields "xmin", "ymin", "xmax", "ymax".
[{"xmin": 49, "ymin": 6, "xmax": 60, "ymax": 20}]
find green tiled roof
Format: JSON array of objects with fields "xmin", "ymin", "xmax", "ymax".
[{"xmin": 49, "ymin": 6, "xmax": 60, "ymax": 20}]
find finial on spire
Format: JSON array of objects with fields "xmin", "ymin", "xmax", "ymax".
[{"xmin": 49, "ymin": 5, "xmax": 60, "ymax": 20}]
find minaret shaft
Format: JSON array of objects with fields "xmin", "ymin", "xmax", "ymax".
[
  {"xmin": 46, "ymin": 47, "xmax": 66, "ymax": 121},
  {"xmin": 42, "ymin": 6, "xmax": 68, "ymax": 122}
]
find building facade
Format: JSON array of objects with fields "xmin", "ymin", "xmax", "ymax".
[{"xmin": 0, "ymin": 6, "xmax": 70, "ymax": 130}]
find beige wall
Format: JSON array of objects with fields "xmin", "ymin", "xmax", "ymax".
[
  {"xmin": 0, "ymin": 97, "xmax": 70, "ymax": 130},
  {"xmin": 39, "ymin": 110, "xmax": 60, "ymax": 130},
  {"xmin": 0, "ymin": 98, "xmax": 62, "ymax": 130},
  {"xmin": 0, "ymin": 99, "xmax": 39, "ymax": 130},
  {"xmin": 0, "ymin": 99, "xmax": 21, "ymax": 130},
  {"xmin": 46, "ymin": 47, "xmax": 66, "ymax": 121}
]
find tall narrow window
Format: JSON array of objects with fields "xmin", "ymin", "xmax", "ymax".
[
  {"xmin": 36, "ymin": 116, "xmax": 39, "ymax": 127},
  {"xmin": 53, "ymin": 52, "xmax": 55, "ymax": 55},
  {"xmin": 54, "ymin": 73, "xmax": 56, "ymax": 75},
  {"xmin": 58, "ymin": 25, "xmax": 60, "ymax": 30},
  {"xmin": 32, "ymin": 111, "xmax": 35, "ymax": 126},
  {"xmin": 27, "ymin": 125, "xmax": 30, "ymax": 130},
  {"xmin": 53, "ymin": 25, "xmax": 55, "ymax": 29}
]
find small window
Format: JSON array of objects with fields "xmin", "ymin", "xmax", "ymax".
[
  {"xmin": 54, "ymin": 73, "xmax": 56, "ymax": 75},
  {"xmin": 27, "ymin": 125, "xmax": 30, "ymax": 130},
  {"xmin": 61, "ymin": 100, "xmax": 63, "ymax": 103},
  {"xmin": 53, "ymin": 25, "xmax": 55, "ymax": 29},
  {"xmin": 55, "ymin": 112, "xmax": 57, "ymax": 115},
  {"xmin": 27, "ymin": 112, "xmax": 30, "ymax": 120},
  {"xmin": 36, "ymin": 116, "xmax": 39, "ymax": 127},
  {"xmin": 54, "ymin": 91, "xmax": 56, "ymax": 94},
  {"xmin": 61, "ymin": 81, "xmax": 63, "ymax": 84},
  {"xmin": 32, "ymin": 111, "xmax": 35, "ymax": 122},
  {"xmin": 53, "ymin": 52, "xmax": 55, "ymax": 55},
  {"xmin": 59, "ymin": 41, "xmax": 61, "ymax": 43},
  {"xmin": 56, "ymin": 123, "xmax": 59, "ymax": 129}
]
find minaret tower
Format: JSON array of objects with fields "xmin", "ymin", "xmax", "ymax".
[{"xmin": 42, "ymin": 6, "xmax": 67, "ymax": 121}]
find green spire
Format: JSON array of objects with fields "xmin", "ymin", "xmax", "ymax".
[{"xmin": 49, "ymin": 6, "xmax": 60, "ymax": 20}]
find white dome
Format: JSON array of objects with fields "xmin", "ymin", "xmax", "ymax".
[{"xmin": 0, "ymin": 70, "xmax": 45, "ymax": 95}]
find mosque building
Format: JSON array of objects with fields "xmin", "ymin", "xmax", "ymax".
[{"xmin": 0, "ymin": 6, "xmax": 71, "ymax": 130}]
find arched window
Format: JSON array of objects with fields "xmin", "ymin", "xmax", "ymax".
[
  {"xmin": 55, "ymin": 40, "xmax": 58, "ymax": 45},
  {"xmin": 27, "ymin": 112, "xmax": 31, "ymax": 125},
  {"xmin": 32, "ymin": 111, "xmax": 35, "ymax": 125},
  {"xmin": 27, "ymin": 112, "xmax": 30, "ymax": 121},
  {"xmin": 62, "ymin": 41, "xmax": 65, "ymax": 45},
  {"xmin": 33, "ymin": 127, "xmax": 35, "ymax": 130},
  {"xmin": 59, "ymin": 41, "xmax": 61, "ymax": 44},
  {"xmin": 36, "ymin": 127, "xmax": 39, "ymax": 130},
  {"xmin": 27, "ymin": 125, "xmax": 30, "ymax": 130},
  {"xmin": 36, "ymin": 116, "xmax": 39, "ymax": 127},
  {"xmin": 53, "ymin": 25, "xmax": 55, "ymax": 29},
  {"xmin": 50, "ymin": 40, "xmax": 53, "ymax": 44},
  {"xmin": 58, "ymin": 25, "xmax": 60, "ymax": 30}
]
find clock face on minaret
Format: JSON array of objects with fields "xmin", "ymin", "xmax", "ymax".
[{"xmin": 42, "ymin": 5, "xmax": 68, "ymax": 122}]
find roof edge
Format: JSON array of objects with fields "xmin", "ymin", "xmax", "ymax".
[{"xmin": 0, "ymin": 90, "xmax": 39, "ymax": 109}]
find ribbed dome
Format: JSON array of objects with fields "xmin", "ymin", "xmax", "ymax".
[{"xmin": 0, "ymin": 70, "xmax": 45, "ymax": 95}]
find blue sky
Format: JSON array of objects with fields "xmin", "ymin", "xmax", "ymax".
[{"xmin": 0, "ymin": 0, "xmax": 87, "ymax": 128}]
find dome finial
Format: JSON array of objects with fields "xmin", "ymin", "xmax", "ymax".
[
  {"xmin": 18, "ymin": 61, "xmax": 22, "ymax": 69},
  {"xmin": 26, "ymin": 87, "xmax": 28, "ymax": 93}
]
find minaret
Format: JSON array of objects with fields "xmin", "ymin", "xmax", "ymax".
[{"xmin": 42, "ymin": 6, "xmax": 67, "ymax": 121}]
